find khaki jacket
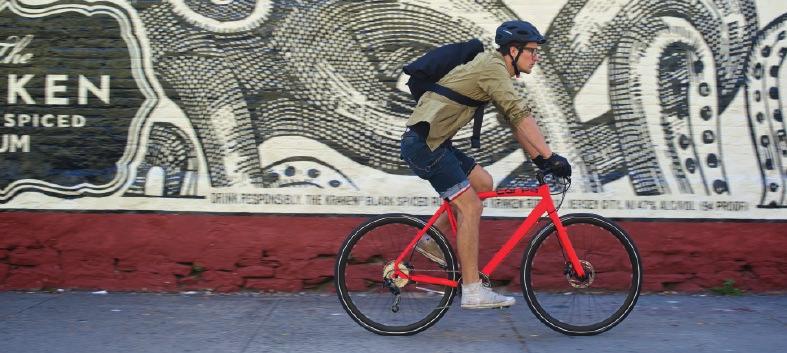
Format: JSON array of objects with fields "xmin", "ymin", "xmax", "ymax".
[{"xmin": 406, "ymin": 51, "xmax": 532, "ymax": 150}]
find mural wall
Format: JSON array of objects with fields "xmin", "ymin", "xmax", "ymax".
[{"xmin": 1, "ymin": 0, "xmax": 786, "ymax": 220}]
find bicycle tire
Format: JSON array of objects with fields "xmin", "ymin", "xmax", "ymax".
[
  {"xmin": 521, "ymin": 213, "xmax": 642, "ymax": 335},
  {"xmin": 335, "ymin": 214, "xmax": 459, "ymax": 335}
]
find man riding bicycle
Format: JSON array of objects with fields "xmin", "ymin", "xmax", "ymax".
[{"xmin": 400, "ymin": 20, "xmax": 572, "ymax": 309}]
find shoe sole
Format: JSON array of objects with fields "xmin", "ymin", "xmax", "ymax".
[{"xmin": 461, "ymin": 301, "xmax": 516, "ymax": 310}]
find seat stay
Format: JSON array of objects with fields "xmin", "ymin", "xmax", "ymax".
[
  {"xmin": 394, "ymin": 202, "xmax": 449, "ymax": 265},
  {"xmin": 395, "ymin": 200, "xmax": 462, "ymax": 287}
]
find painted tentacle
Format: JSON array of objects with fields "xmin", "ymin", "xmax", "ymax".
[
  {"xmin": 140, "ymin": 2, "xmax": 271, "ymax": 187},
  {"xmin": 261, "ymin": 0, "xmax": 524, "ymax": 175},
  {"xmin": 744, "ymin": 13, "xmax": 787, "ymax": 207},
  {"xmin": 610, "ymin": 17, "xmax": 731, "ymax": 196},
  {"xmin": 547, "ymin": 0, "xmax": 756, "ymax": 103},
  {"xmin": 540, "ymin": 0, "xmax": 757, "ymax": 194},
  {"xmin": 144, "ymin": 0, "xmax": 554, "ymax": 185},
  {"xmin": 125, "ymin": 123, "xmax": 199, "ymax": 197},
  {"xmin": 165, "ymin": 0, "xmax": 271, "ymax": 33},
  {"xmin": 609, "ymin": 0, "xmax": 756, "ymax": 195}
]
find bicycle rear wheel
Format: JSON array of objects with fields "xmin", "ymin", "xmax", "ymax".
[
  {"xmin": 335, "ymin": 214, "xmax": 458, "ymax": 335},
  {"xmin": 522, "ymin": 213, "xmax": 642, "ymax": 335}
]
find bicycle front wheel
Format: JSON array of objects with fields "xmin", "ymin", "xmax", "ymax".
[
  {"xmin": 335, "ymin": 214, "xmax": 459, "ymax": 335},
  {"xmin": 522, "ymin": 213, "xmax": 642, "ymax": 335}
]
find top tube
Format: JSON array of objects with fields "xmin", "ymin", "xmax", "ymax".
[
  {"xmin": 474, "ymin": 170, "xmax": 565, "ymax": 201},
  {"xmin": 476, "ymin": 183, "xmax": 549, "ymax": 201}
]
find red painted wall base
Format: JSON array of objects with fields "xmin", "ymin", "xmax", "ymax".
[{"xmin": 0, "ymin": 212, "xmax": 784, "ymax": 292}]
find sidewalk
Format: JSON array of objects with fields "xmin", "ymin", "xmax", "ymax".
[{"xmin": 1, "ymin": 291, "xmax": 785, "ymax": 353}]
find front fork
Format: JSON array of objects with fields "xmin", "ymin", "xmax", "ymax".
[{"xmin": 546, "ymin": 207, "xmax": 587, "ymax": 280}]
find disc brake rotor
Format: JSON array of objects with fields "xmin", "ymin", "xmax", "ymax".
[{"xmin": 567, "ymin": 260, "xmax": 595, "ymax": 288}]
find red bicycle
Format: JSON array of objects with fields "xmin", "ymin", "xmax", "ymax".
[{"xmin": 335, "ymin": 172, "xmax": 642, "ymax": 336}]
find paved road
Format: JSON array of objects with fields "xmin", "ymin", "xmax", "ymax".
[{"xmin": 1, "ymin": 291, "xmax": 785, "ymax": 353}]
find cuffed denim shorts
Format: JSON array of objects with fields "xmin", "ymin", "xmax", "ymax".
[{"xmin": 400, "ymin": 128, "xmax": 477, "ymax": 200}]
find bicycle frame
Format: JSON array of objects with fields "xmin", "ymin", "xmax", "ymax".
[{"xmin": 393, "ymin": 182, "xmax": 586, "ymax": 287}]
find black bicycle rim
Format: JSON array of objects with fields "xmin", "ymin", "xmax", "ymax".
[
  {"xmin": 335, "ymin": 214, "xmax": 458, "ymax": 335},
  {"xmin": 522, "ymin": 213, "xmax": 642, "ymax": 335}
]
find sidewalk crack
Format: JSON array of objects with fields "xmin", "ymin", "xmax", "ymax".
[
  {"xmin": 239, "ymin": 297, "xmax": 281, "ymax": 353},
  {"xmin": 502, "ymin": 310, "xmax": 531, "ymax": 352},
  {"xmin": 5, "ymin": 294, "xmax": 59, "ymax": 318}
]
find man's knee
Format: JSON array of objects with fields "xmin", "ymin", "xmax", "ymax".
[
  {"xmin": 469, "ymin": 165, "xmax": 494, "ymax": 193},
  {"xmin": 452, "ymin": 189, "xmax": 483, "ymax": 218}
]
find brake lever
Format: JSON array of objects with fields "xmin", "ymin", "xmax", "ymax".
[{"xmin": 535, "ymin": 170, "xmax": 547, "ymax": 185}]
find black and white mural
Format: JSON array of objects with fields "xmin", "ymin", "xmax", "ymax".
[{"xmin": 0, "ymin": 0, "xmax": 785, "ymax": 219}]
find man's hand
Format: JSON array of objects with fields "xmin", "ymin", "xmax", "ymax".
[{"xmin": 532, "ymin": 153, "xmax": 571, "ymax": 177}]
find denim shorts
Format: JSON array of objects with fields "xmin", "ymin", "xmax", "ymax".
[{"xmin": 400, "ymin": 128, "xmax": 477, "ymax": 200}]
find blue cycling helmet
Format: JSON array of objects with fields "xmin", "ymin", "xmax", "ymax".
[
  {"xmin": 495, "ymin": 20, "xmax": 546, "ymax": 47},
  {"xmin": 496, "ymin": 20, "xmax": 545, "ymax": 77}
]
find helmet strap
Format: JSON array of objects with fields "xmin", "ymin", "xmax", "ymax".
[{"xmin": 510, "ymin": 46, "xmax": 523, "ymax": 78}]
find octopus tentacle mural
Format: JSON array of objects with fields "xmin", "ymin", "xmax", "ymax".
[
  {"xmin": 138, "ymin": 0, "xmax": 767, "ymax": 193},
  {"xmin": 125, "ymin": 122, "xmax": 199, "ymax": 197},
  {"xmin": 259, "ymin": 0, "xmax": 520, "ymax": 175},
  {"xmin": 142, "ymin": 0, "xmax": 526, "ymax": 182},
  {"xmin": 1, "ymin": 0, "xmax": 785, "ymax": 215},
  {"xmin": 140, "ymin": 1, "xmax": 269, "ymax": 187},
  {"xmin": 744, "ymin": 13, "xmax": 787, "ymax": 208},
  {"xmin": 536, "ymin": 0, "xmax": 758, "ymax": 195}
]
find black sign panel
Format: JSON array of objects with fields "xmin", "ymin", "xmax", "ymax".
[{"xmin": 0, "ymin": 2, "xmax": 147, "ymax": 200}]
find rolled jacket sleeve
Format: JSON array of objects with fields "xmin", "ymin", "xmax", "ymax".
[{"xmin": 477, "ymin": 62, "xmax": 532, "ymax": 127}]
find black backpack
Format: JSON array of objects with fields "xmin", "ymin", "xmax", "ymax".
[{"xmin": 403, "ymin": 39, "xmax": 488, "ymax": 148}]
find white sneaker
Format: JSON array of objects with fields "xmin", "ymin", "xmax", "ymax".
[{"xmin": 461, "ymin": 282, "xmax": 515, "ymax": 309}]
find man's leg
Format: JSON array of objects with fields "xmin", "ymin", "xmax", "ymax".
[
  {"xmin": 451, "ymin": 165, "xmax": 515, "ymax": 309},
  {"xmin": 402, "ymin": 135, "xmax": 512, "ymax": 308},
  {"xmin": 451, "ymin": 176, "xmax": 515, "ymax": 309},
  {"xmin": 449, "ymin": 186, "xmax": 483, "ymax": 284},
  {"xmin": 433, "ymin": 165, "xmax": 493, "ymax": 235}
]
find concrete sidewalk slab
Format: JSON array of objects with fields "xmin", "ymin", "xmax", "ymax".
[{"xmin": 1, "ymin": 292, "xmax": 785, "ymax": 353}]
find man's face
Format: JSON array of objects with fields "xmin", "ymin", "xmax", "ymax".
[{"xmin": 511, "ymin": 43, "xmax": 540, "ymax": 74}]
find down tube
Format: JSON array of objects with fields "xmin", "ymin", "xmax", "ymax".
[{"xmin": 481, "ymin": 202, "xmax": 548, "ymax": 275}]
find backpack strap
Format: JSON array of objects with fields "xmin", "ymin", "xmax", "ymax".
[
  {"xmin": 428, "ymin": 84, "xmax": 486, "ymax": 107},
  {"xmin": 470, "ymin": 106, "xmax": 484, "ymax": 149},
  {"xmin": 429, "ymin": 83, "xmax": 487, "ymax": 148}
]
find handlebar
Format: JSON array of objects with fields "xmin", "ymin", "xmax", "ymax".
[{"xmin": 535, "ymin": 169, "xmax": 570, "ymax": 185}]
